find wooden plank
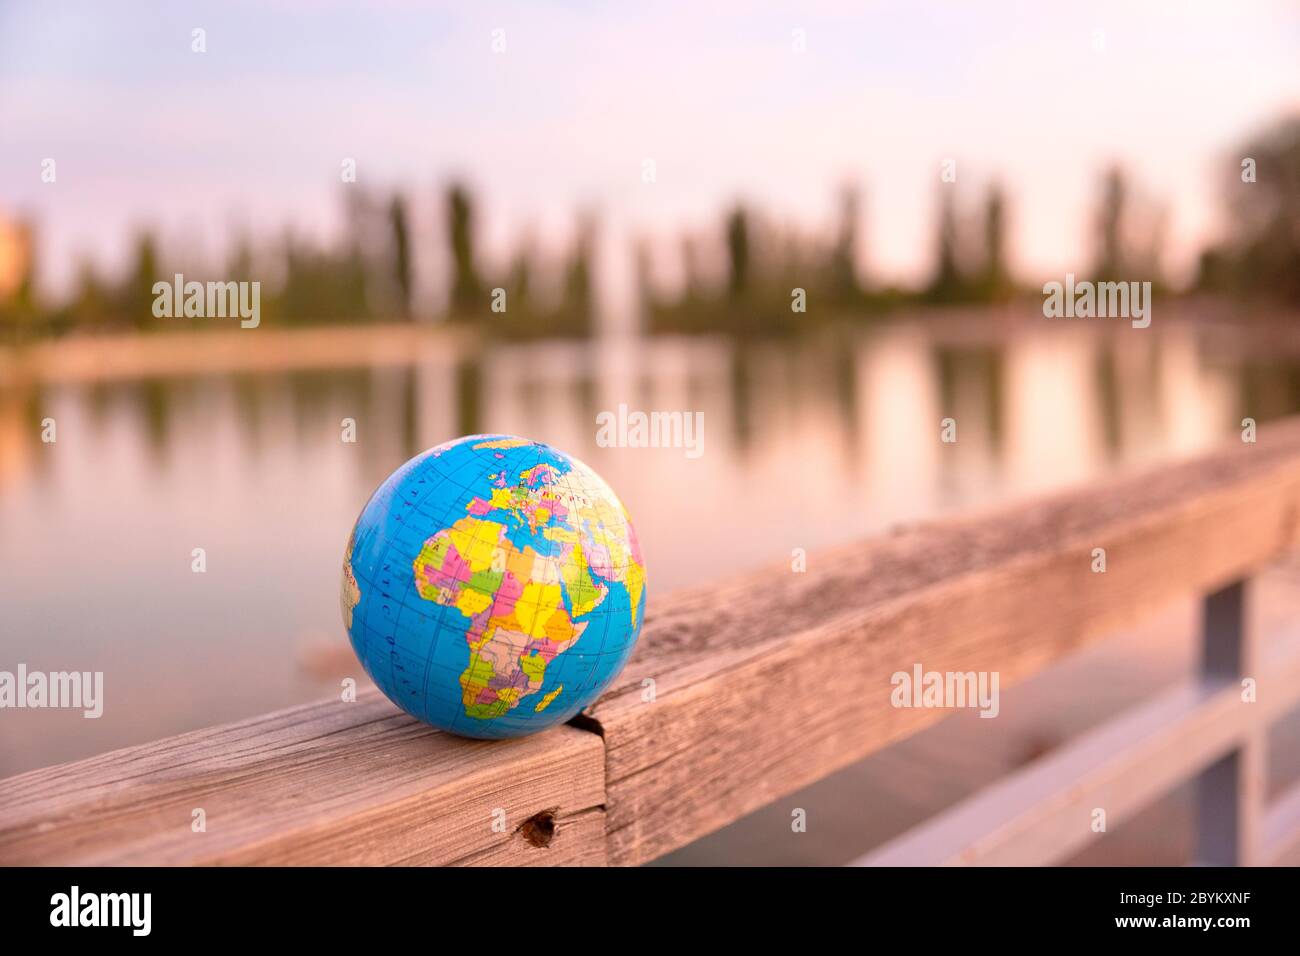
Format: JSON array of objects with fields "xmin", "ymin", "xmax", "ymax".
[
  {"xmin": 587, "ymin": 418, "xmax": 1300, "ymax": 866},
  {"xmin": 850, "ymin": 630, "xmax": 1300, "ymax": 866},
  {"xmin": 0, "ymin": 688, "xmax": 605, "ymax": 866}
]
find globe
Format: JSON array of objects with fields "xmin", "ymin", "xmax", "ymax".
[{"xmin": 341, "ymin": 435, "xmax": 647, "ymax": 739}]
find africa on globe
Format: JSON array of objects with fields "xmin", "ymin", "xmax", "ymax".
[{"xmin": 341, "ymin": 435, "xmax": 646, "ymax": 739}]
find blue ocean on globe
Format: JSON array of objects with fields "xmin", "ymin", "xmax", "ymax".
[{"xmin": 341, "ymin": 435, "xmax": 647, "ymax": 739}]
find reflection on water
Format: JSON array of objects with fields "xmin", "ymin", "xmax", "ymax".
[{"xmin": 0, "ymin": 321, "xmax": 1295, "ymax": 776}]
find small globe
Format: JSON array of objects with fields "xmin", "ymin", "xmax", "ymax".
[{"xmin": 341, "ymin": 435, "xmax": 647, "ymax": 738}]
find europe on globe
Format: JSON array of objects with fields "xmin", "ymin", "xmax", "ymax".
[{"xmin": 341, "ymin": 435, "xmax": 646, "ymax": 738}]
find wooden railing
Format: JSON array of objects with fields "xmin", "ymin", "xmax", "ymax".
[{"xmin": 6, "ymin": 419, "xmax": 1300, "ymax": 866}]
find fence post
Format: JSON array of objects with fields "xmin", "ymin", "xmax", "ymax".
[{"xmin": 1194, "ymin": 579, "xmax": 1264, "ymax": 865}]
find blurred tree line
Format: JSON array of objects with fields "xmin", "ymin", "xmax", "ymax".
[
  {"xmin": 0, "ymin": 183, "xmax": 598, "ymax": 344},
  {"xmin": 644, "ymin": 111, "xmax": 1299, "ymax": 335},
  {"xmin": 642, "ymin": 164, "xmax": 1182, "ymax": 335},
  {"xmin": 1, "ymin": 114, "xmax": 1296, "ymax": 344}
]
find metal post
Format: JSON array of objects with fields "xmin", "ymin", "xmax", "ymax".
[{"xmin": 1194, "ymin": 579, "xmax": 1263, "ymax": 866}]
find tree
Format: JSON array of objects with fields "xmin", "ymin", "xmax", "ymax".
[
  {"xmin": 725, "ymin": 205, "xmax": 750, "ymax": 301},
  {"xmin": 558, "ymin": 216, "xmax": 595, "ymax": 336},
  {"xmin": 927, "ymin": 188, "xmax": 965, "ymax": 303},
  {"xmin": 121, "ymin": 232, "xmax": 160, "ymax": 331},
  {"xmin": 389, "ymin": 195, "xmax": 413, "ymax": 319},
  {"xmin": 830, "ymin": 185, "xmax": 863, "ymax": 303},
  {"xmin": 1092, "ymin": 165, "xmax": 1127, "ymax": 282},
  {"xmin": 977, "ymin": 182, "xmax": 1012, "ymax": 301},
  {"xmin": 446, "ymin": 184, "xmax": 482, "ymax": 315}
]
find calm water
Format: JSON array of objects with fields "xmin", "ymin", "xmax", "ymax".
[{"xmin": 1, "ymin": 321, "xmax": 1296, "ymax": 776}]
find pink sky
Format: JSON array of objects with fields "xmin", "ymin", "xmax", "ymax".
[{"xmin": 1, "ymin": 0, "xmax": 1297, "ymax": 301}]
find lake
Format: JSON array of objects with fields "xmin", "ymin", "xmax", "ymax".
[{"xmin": 1, "ymin": 317, "xmax": 1296, "ymax": 777}]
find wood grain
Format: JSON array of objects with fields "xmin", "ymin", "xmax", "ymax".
[
  {"xmin": 0, "ymin": 688, "xmax": 605, "ymax": 866},
  {"xmin": 586, "ymin": 418, "xmax": 1300, "ymax": 865}
]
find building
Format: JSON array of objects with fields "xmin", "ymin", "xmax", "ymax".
[{"xmin": 0, "ymin": 213, "xmax": 34, "ymax": 302}]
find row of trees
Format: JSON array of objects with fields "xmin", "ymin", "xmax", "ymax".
[
  {"xmin": 642, "ymin": 167, "xmax": 1171, "ymax": 335},
  {"xmin": 1, "ymin": 115, "xmax": 1296, "ymax": 342},
  {"xmin": 0, "ymin": 185, "xmax": 598, "ymax": 342},
  {"xmin": 646, "ymin": 116, "xmax": 1299, "ymax": 334}
]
